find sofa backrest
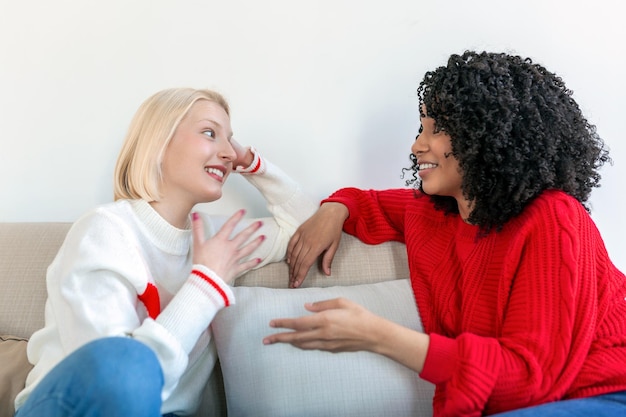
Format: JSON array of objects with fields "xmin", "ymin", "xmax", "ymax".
[
  {"xmin": 236, "ymin": 232, "xmax": 410, "ymax": 288},
  {"xmin": 0, "ymin": 222, "xmax": 72, "ymax": 339},
  {"xmin": 0, "ymin": 222, "xmax": 410, "ymax": 339}
]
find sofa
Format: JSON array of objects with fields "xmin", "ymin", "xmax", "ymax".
[{"xmin": 0, "ymin": 222, "xmax": 435, "ymax": 417}]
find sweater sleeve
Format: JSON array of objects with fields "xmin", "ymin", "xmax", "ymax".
[
  {"xmin": 323, "ymin": 187, "xmax": 420, "ymax": 244},
  {"xmin": 204, "ymin": 149, "xmax": 319, "ymax": 271},
  {"xmin": 421, "ymin": 192, "xmax": 602, "ymax": 415}
]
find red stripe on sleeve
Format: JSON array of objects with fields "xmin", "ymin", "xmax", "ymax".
[
  {"xmin": 191, "ymin": 269, "xmax": 231, "ymax": 306},
  {"xmin": 248, "ymin": 156, "xmax": 262, "ymax": 173}
]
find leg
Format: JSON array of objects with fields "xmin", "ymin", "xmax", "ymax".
[
  {"xmin": 15, "ymin": 337, "xmax": 163, "ymax": 417},
  {"xmin": 492, "ymin": 390, "xmax": 626, "ymax": 417}
]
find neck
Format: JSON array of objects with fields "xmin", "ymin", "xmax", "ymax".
[
  {"xmin": 456, "ymin": 198, "xmax": 474, "ymax": 223},
  {"xmin": 149, "ymin": 200, "xmax": 193, "ymax": 229}
]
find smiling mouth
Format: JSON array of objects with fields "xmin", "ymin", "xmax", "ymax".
[
  {"xmin": 204, "ymin": 167, "xmax": 225, "ymax": 180},
  {"xmin": 417, "ymin": 163, "xmax": 437, "ymax": 170}
]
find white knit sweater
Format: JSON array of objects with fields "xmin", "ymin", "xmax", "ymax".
[{"xmin": 15, "ymin": 153, "xmax": 317, "ymax": 415}]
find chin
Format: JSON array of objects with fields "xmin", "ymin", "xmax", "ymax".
[{"xmin": 202, "ymin": 190, "xmax": 223, "ymax": 203}]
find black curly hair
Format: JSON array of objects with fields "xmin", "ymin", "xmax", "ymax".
[{"xmin": 403, "ymin": 50, "xmax": 611, "ymax": 233}]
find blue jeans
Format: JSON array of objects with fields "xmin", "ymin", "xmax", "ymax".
[
  {"xmin": 15, "ymin": 337, "xmax": 167, "ymax": 417},
  {"xmin": 492, "ymin": 390, "xmax": 626, "ymax": 416}
]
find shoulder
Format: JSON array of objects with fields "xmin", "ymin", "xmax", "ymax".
[
  {"xmin": 64, "ymin": 200, "xmax": 139, "ymax": 250},
  {"xmin": 506, "ymin": 190, "xmax": 594, "ymax": 242},
  {"xmin": 524, "ymin": 190, "xmax": 588, "ymax": 226}
]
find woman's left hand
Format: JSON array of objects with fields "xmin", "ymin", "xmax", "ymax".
[
  {"xmin": 230, "ymin": 139, "xmax": 254, "ymax": 170},
  {"xmin": 262, "ymin": 298, "xmax": 380, "ymax": 353}
]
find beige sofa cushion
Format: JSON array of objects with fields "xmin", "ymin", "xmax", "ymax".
[
  {"xmin": 0, "ymin": 222, "xmax": 71, "ymax": 339},
  {"xmin": 0, "ymin": 335, "xmax": 32, "ymax": 417}
]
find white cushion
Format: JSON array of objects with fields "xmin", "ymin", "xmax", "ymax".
[{"xmin": 212, "ymin": 279, "xmax": 434, "ymax": 417}]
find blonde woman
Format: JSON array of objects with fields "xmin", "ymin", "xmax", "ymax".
[{"xmin": 15, "ymin": 88, "xmax": 316, "ymax": 417}]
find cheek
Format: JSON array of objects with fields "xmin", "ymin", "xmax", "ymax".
[{"xmin": 450, "ymin": 162, "xmax": 463, "ymax": 185}]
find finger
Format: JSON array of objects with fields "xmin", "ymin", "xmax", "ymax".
[
  {"xmin": 304, "ymin": 298, "xmax": 345, "ymax": 312},
  {"xmin": 291, "ymin": 250, "xmax": 317, "ymax": 288},
  {"xmin": 263, "ymin": 330, "xmax": 311, "ymax": 345},
  {"xmin": 215, "ymin": 209, "xmax": 247, "ymax": 238},
  {"xmin": 230, "ymin": 137, "xmax": 241, "ymax": 149},
  {"xmin": 268, "ymin": 315, "xmax": 319, "ymax": 331},
  {"xmin": 287, "ymin": 238, "xmax": 305, "ymax": 281},
  {"xmin": 320, "ymin": 243, "xmax": 339, "ymax": 276},
  {"xmin": 230, "ymin": 220, "xmax": 263, "ymax": 248},
  {"xmin": 288, "ymin": 239, "xmax": 309, "ymax": 284},
  {"xmin": 235, "ymin": 233, "xmax": 265, "ymax": 260},
  {"xmin": 287, "ymin": 232, "xmax": 300, "ymax": 262},
  {"xmin": 233, "ymin": 256, "xmax": 263, "ymax": 277},
  {"xmin": 191, "ymin": 212, "xmax": 205, "ymax": 249}
]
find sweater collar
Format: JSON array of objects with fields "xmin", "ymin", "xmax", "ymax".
[{"xmin": 130, "ymin": 199, "xmax": 191, "ymax": 255}]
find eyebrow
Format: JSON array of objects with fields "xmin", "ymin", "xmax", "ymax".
[{"xmin": 198, "ymin": 118, "xmax": 220, "ymax": 127}]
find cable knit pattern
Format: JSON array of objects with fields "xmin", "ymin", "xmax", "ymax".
[{"xmin": 324, "ymin": 188, "xmax": 626, "ymax": 416}]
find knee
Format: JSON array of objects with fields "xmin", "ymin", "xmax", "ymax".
[{"xmin": 74, "ymin": 337, "xmax": 163, "ymax": 402}]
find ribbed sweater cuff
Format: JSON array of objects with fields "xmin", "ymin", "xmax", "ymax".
[
  {"xmin": 157, "ymin": 265, "xmax": 235, "ymax": 353},
  {"xmin": 420, "ymin": 332, "xmax": 458, "ymax": 385},
  {"xmin": 234, "ymin": 147, "xmax": 266, "ymax": 175}
]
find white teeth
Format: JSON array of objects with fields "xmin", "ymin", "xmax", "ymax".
[
  {"xmin": 418, "ymin": 163, "xmax": 437, "ymax": 170},
  {"xmin": 204, "ymin": 167, "xmax": 224, "ymax": 178}
]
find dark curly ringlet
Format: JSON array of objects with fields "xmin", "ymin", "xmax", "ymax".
[{"xmin": 404, "ymin": 50, "xmax": 611, "ymax": 233}]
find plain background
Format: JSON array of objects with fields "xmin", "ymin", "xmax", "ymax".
[{"xmin": 1, "ymin": 0, "xmax": 624, "ymax": 270}]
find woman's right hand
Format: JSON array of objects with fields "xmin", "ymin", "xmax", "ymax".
[
  {"xmin": 192, "ymin": 210, "xmax": 264, "ymax": 284},
  {"xmin": 287, "ymin": 202, "xmax": 349, "ymax": 288}
]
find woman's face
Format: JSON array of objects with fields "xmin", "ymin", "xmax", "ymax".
[
  {"xmin": 411, "ymin": 110, "xmax": 464, "ymax": 201},
  {"xmin": 160, "ymin": 99, "xmax": 236, "ymax": 206}
]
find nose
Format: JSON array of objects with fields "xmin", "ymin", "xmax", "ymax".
[
  {"xmin": 219, "ymin": 139, "xmax": 237, "ymax": 162},
  {"xmin": 411, "ymin": 132, "xmax": 426, "ymax": 156}
]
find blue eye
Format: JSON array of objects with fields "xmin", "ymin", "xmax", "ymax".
[{"xmin": 203, "ymin": 129, "xmax": 215, "ymax": 138}]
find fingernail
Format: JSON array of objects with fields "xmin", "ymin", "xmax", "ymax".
[
  {"xmin": 192, "ymin": 212, "xmax": 199, "ymax": 221},
  {"xmin": 260, "ymin": 235, "xmax": 266, "ymax": 241},
  {"xmin": 256, "ymin": 258, "xmax": 262, "ymax": 264}
]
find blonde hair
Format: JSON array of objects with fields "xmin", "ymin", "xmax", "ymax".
[{"xmin": 113, "ymin": 88, "xmax": 230, "ymax": 201}]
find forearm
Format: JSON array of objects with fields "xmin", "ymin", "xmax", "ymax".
[
  {"xmin": 323, "ymin": 188, "xmax": 409, "ymax": 244},
  {"xmin": 238, "ymin": 154, "xmax": 319, "ymax": 267},
  {"xmin": 370, "ymin": 315, "xmax": 430, "ymax": 373},
  {"xmin": 243, "ymin": 156, "xmax": 318, "ymax": 223}
]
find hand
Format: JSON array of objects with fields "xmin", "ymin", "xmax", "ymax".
[
  {"xmin": 262, "ymin": 298, "xmax": 379, "ymax": 353},
  {"xmin": 230, "ymin": 139, "xmax": 254, "ymax": 170},
  {"xmin": 192, "ymin": 210, "xmax": 264, "ymax": 284},
  {"xmin": 287, "ymin": 202, "xmax": 348, "ymax": 288},
  {"xmin": 264, "ymin": 297, "xmax": 431, "ymax": 373}
]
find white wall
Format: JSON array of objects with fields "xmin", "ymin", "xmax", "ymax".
[{"xmin": 1, "ymin": 0, "xmax": 624, "ymax": 270}]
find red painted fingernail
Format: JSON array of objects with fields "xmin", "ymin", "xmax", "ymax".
[{"xmin": 192, "ymin": 212, "xmax": 199, "ymax": 221}]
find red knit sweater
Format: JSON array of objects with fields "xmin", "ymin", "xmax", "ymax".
[{"xmin": 324, "ymin": 188, "xmax": 626, "ymax": 416}]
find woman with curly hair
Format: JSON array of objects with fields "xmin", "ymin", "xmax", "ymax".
[{"xmin": 264, "ymin": 51, "xmax": 626, "ymax": 416}]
